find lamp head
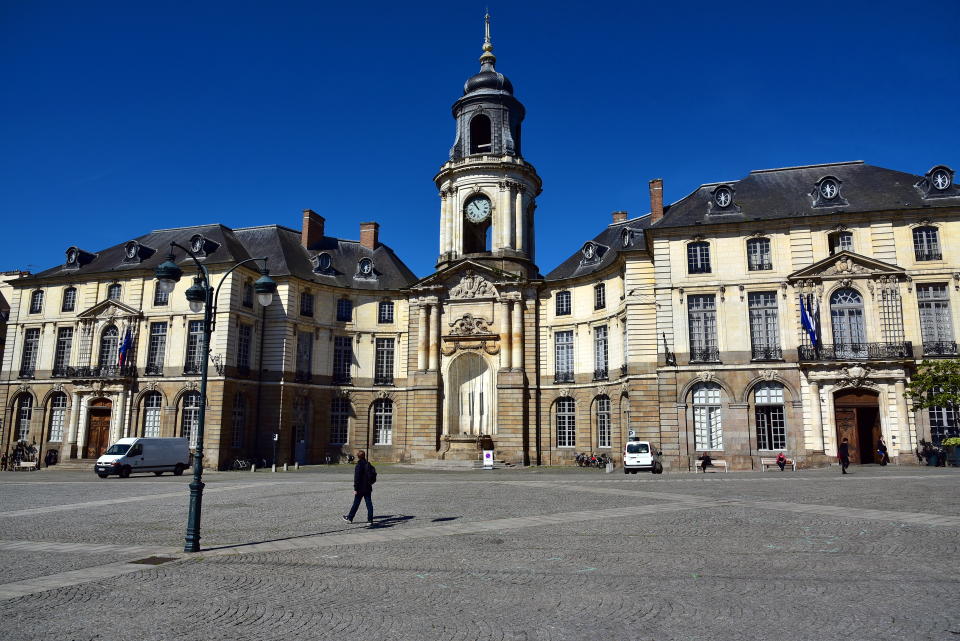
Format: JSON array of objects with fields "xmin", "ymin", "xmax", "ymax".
[
  {"xmin": 154, "ymin": 252, "xmax": 183, "ymax": 294},
  {"xmin": 185, "ymin": 275, "xmax": 207, "ymax": 313},
  {"xmin": 254, "ymin": 270, "xmax": 277, "ymax": 307}
]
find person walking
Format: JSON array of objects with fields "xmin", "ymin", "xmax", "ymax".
[
  {"xmin": 342, "ymin": 450, "xmax": 376, "ymax": 525},
  {"xmin": 877, "ymin": 438, "xmax": 889, "ymax": 466},
  {"xmin": 838, "ymin": 438, "xmax": 850, "ymax": 474},
  {"xmin": 776, "ymin": 451, "xmax": 787, "ymax": 471}
]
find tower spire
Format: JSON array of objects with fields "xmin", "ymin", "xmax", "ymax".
[{"xmin": 479, "ymin": 11, "xmax": 496, "ymax": 70}]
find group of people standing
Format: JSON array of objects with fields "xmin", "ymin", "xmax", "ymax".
[{"xmin": 836, "ymin": 437, "xmax": 890, "ymax": 474}]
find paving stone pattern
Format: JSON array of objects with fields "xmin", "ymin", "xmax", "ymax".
[{"xmin": 0, "ymin": 466, "xmax": 957, "ymax": 640}]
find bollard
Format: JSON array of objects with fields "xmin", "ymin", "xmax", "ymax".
[
  {"xmin": 283, "ymin": 463, "xmax": 288, "ymax": 472},
  {"xmin": 295, "ymin": 462, "xmax": 300, "ymax": 470},
  {"xmin": 271, "ymin": 464, "xmax": 277, "ymax": 473},
  {"xmin": 605, "ymin": 462, "xmax": 614, "ymax": 474},
  {"xmin": 251, "ymin": 464, "xmax": 257, "ymax": 472}
]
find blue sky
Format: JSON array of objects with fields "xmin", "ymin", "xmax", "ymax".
[{"xmin": 2, "ymin": 1, "xmax": 958, "ymax": 277}]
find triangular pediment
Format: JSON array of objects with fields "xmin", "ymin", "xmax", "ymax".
[
  {"xmin": 77, "ymin": 299, "xmax": 141, "ymax": 320},
  {"xmin": 409, "ymin": 260, "xmax": 520, "ymax": 291},
  {"xmin": 788, "ymin": 251, "xmax": 905, "ymax": 281}
]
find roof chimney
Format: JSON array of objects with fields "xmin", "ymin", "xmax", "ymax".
[
  {"xmin": 301, "ymin": 209, "xmax": 325, "ymax": 249},
  {"xmin": 612, "ymin": 210, "xmax": 628, "ymax": 224},
  {"xmin": 648, "ymin": 178, "xmax": 664, "ymax": 224},
  {"xmin": 360, "ymin": 222, "xmax": 380, "ymax": 250}
]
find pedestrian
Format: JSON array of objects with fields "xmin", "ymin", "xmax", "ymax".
[
  {"xmin": 0, "ymin": 452, "xmax": 7, "ymax": 472},
  {"xmin": 838, "ymin": 438, "xmax": 850, "ymax": 474},
  {"xmin": 698, "ymin": 452, "xmax": 712, "ymax": 472},
  {"xmin": 342, "ymin": 450, "xmax": 376, "ymax": 526},
  {"xmin": 776, "ymin": 451, "xmax": 787, "ymax": 471},
  {"xmin": 877, "ymin": 438, "xmax": 889, "ymax": 466}
]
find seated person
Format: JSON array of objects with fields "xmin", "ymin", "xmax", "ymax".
[
  {"xmin": 698, "ymin": 453, "xmax": 712, "ymax": 470},
  {"xmin": 776, "ymin": 451, "xmax": 787, "ymax": 471}
]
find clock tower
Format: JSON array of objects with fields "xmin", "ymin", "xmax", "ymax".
[{"xmin": 434, "ymin": 14, "xmax": 542, "ymax": 277}]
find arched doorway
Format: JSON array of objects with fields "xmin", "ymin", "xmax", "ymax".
[
  {"xmin": 85, "ymin": 398, "xmax": 112, "ymax": 459},
  {"xmin": 834, "ymin": 389, "xmax": 881, "ymax": 464},
  {"xmin": 447, "ymin": 352, "xmax": 492, "ymax": 435}
]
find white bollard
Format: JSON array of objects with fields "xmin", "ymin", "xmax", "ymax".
[
  {"xmin": 605, "ymin": 462, "xmax": 614, "ymax": 474},
  {"xmin": 271, "ymin": 464, "xmax": 277, "ymax": 473},
  {"xmin": 295, "ymin": 462, "xmax": 300, "ymax": 470},
  {"xmin": 283, "ymin": 463, "xmax": 288, "ymax": 472},
  {"xmin": 251, "ymin": 464, "xmax": 257, "ymax": 472}
]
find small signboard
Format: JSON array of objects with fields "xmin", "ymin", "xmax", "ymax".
[
  {"xmin": 482, "ymin": 450, "xmax": 494, "ymax": 469},
  {"xmin": 272, "ymin": 433, "xmax": 279, "ymax": 442}
]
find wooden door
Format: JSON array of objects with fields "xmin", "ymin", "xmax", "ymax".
[
  {"xmin": 835, "ymin": 407, "xmax": 859, "ymax": 462},
  {"xmin": 85, "ymin": 412, "xmax": 111, "ymax": 459}
]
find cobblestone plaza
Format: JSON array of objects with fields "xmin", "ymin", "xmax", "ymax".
[{"xmin": 0, "ymin": 466, "xmax": 958, "ymax": 640}]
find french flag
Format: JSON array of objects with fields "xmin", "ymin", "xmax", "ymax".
[{"xmin": 117, "ymin": 328, "xmax": 133, "ymax": 366}]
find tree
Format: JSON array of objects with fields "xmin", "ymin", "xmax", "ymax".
[{"xmin": 907, "ymin": 359, "xmax": 960, "ymax": 443}]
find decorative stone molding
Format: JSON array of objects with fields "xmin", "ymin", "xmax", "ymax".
[
  {"xmin": 595, "ymin": 384, "xmax": 608, "ymax": 397},
  {"xmin": 759, "ymin": 369, "xmax": 778, "ymax": 381},
  {"xmin": 52, "ymin": 383, "xmax": 64, "ymax": 392},
  {"xmin": 185, "ymin": 381, "xmax": 199, "ymax": 391},
  {"xmin": 336, "ymin": 389, "xmax": 352, "ymax": 400},
  {"xmin": 376, "ymin": 390, "xmax": 393, "ymax": 400},
  {"xmin": 17, "ymin": 384, "xmax": 30, "ymax": 395},
  {"xmin": 210, "ymin": 353, "xmax": 225, "ymax": 376},
  {"xmin": 146, "ymin": 381, "xmax": 159, "ymax": 391},
  {"xmin": 836, "ymin": 365, "xmax": 876, "ymax": 389},
  {"xmin": 619, "ymin": 383, "xmax": 629, "ymax": 397},
  {"xmin": 695, "ymin": 370, "xmax": 715, "ymax": 383},
  {"xmin": 823, "ymin": 256, "xmax": 867, "ymax": 276},
  {"xmin": 448, "ymin": 314, "xmax": 493, "ymax": 336},
  {"xmin": 449, "ymin": 271, "xmax": 497, "ymax": 299}
]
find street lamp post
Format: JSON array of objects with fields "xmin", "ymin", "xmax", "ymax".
[{"xmin": 154, "ymin": 242, "xmax": 277, "ymax": 553}]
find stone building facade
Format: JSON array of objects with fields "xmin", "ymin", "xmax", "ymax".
[{"xmin": 2, "ymin": 21, "xmax": 958, "ymax": 470}]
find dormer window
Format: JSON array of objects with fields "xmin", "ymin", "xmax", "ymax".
[
  {"xmin": 819, "ymin": 179, "xmax": 839, "ymax": 200},
  {"xmin": 917, "ymin": 165, "xmax": 957, "ymax": 199},
  {"xmin": 188, "ymin": 234, "xmax": 218, "ymax": 257},
  {"xmin": 828, "ymin": 231, "xmax": 853, "ymax": 255},
  {"xmin": 812, "ymin": 176, "xmax": 848, "ymax": 208},
  {"xmin": 312, "ymin": 252, "xmax": 333, "ymax": 274},
  {"xmin": 932, "ymin": 168, "xmax": 952, "ymax": 191},
  {"xmin": 714, "ymin": 186, "xmax": 733, "ymax": 208},
  {"xmin": 66, "ymin": 247, "xmax": 79, "ymax": 266},
  {"xmin": 356, "ymin": 257, "xmax": 375, "ymax": 279},
  {"xmin": 64, "ymin": 246, "xmax": 93, "ymax": 270},
  {"xmin": 579, "ymin": 241, "xmax": 606, "ymax": 266}
]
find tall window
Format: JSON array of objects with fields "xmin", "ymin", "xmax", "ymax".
[
  {"xmin": 184, "ymin": 320, "xmax": 204, "ymax": 374},
  {"xmin": 146, "ymin": 322, "xmax": 167, "ymax": 375},
  {"xmin": 333, "ymin": 335, "xmax": 352, "ymax": 383},
  {"xmin": 918, "ymin": 284, "xmax": 955, "ymax": 355},
  {"xmin": 336, "ymin": 298, "xmax": 353, "ymax": 322},
  {"xmin": 20, "ymin": 328, "xmax": 40, "ymax": 377},
  {"xmin": 755, "ymin": 382, "xmax": 786, "ymax": 450},
  {"xmin": 747, "ymin": 238, "xmax": 772, "ymax": 271},
  {"xmin": 330, "ymin": 397, "xmax": 350, "ymax": 445},
  {"xmin": 556, "ymin": 291, "xmax": 571, "ymax": 316},
  {"xmin": 555, "ymin": 330, "xmax": 574, "ymax": 382},
  {"xmin": 687, "ymin": 242, "xmax": 711, "ymax": 274},
  {"xmin": 29, "ymin": 290, "xmax": 44, "ymax": 314},
  {"xmin": 294, "ymin": 396, "xmax": 310, "ymax": 444},
  {"xmin": 15, "ymin": 394, "xmax": 33, "ymax": 441},
  {"xmin": 596, "ymin": 395, "xmax": 611, "ymax": 448},
  {"xmin": 375, "ymin": 337, "xmax": 395, "ymax": 385},
  {"xmin": 232, "ymin": 393, "xmax": 246, "ymax": 448},
  {"xmin": 53, "ymin": 327, "xmax": 73, "ymax": 375},
  {"xmin": 181, "ymin": 392, "xmax": 201, "ymax": 447},
  {"xmin": 594, "ymin": 283, "xmax": 606, "ymax": 310},
  {"xmin": 688, "ymin": 295, "xmax": 718, "ymax": 362},
  {"xmin": 98, "ymin": 325, "xmax": 119, "ymax": 368},
  {"xmin": 469, "ymin": 113, "xmax": 492, "ymax": 154},
  {"xmin": 373, "ymin": 399, "xmax": 393, "ymax": 445},
  {"xmin": 593, "ymin": 325, "xmax": 608, "ymax": 380},
  {"xmin": 913, "ymin": 226, "xmax": 941, "ymax": 261},
  {"xmin": 242, "ymin": 281, "xmax": 253, "ymax": 308},
  {"xmin": 296, "ymin": 331, "xmax": 313, "ymax": 380},
  {"xmin": 748, "ymin": 292, "xmax": 780, "ymax": 360},
  {"xmin": 300, "ymin": 291, "xmax": 314, "ymax": 316},
  {"xmin": 830, "ymin": 288, "xmax": 866, "ymax": 357},
  {"xmin": 142, "ymin": 391, "xmax": 162, "ymax": 438},
  {"xmin": 48, "ymin": 393, "xmax": 68, "ymax": 442},
  {"xmin": 107, "ymin": 283, "xmax": 121, "ymax": 301},
  {"xmin": 378, "ymin": 301, "xmax": 394, "ymax": 324},
  {"xmin": 62, "ymin": 287, "xmax": 77, "ymax": 312},
  {"xmin": 693, "ymin": 383, "xmax": 722, "ymax": 450},
  {"xmin": 237, "ymin": 324, "xmax": 252, "ymax": 371},
  {"xmin": 828, "ymin": 231, "xmax": 853, "ymax": 254},
  {"xmin": 929, "ymin": 403, "xmax": 958, "ymax": 445},
  {"xmin": 556, "ymin": 397, "xmax": 576, "ymax": 447},
  {"xmin": 153, "ymin": 283, "xmax": 169, "ymax": 306}
]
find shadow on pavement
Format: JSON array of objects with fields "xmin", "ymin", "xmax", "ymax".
[
  {"xmin": 368, "ymin": 514, "xmax": 415, "ymax": 529},
  {"xmin": 202, "ymin": 515, "xmax": 417, "ymax": 551}
]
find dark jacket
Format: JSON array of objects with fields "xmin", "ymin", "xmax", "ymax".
[
  {"xmin": 838, "ymin": 443, "xmax": 850, "ymax": 459},
  {"xmin": 354, "ymin": 459, "xmax": 373, "ymax": 494}
]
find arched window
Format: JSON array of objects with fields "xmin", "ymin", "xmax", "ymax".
[
  {"xmin": 556, "ymin": 397, "xmax": 576, "ymax": 448},
  {"xmin": 330, "ymin": 397, "xmax": 350, "ymax": 444},
  {"xmin": 107, "ymin": 283, "xmax": 121, "ymax": 301},
  {"xmin": 98, "ymin": 325, "xmax": 119, "ymax": 368},
  {"xmin": 469, "ymin": 114, "xmax": 492, "ymax": 154},
  {"xmin": 62, "ymin": 287, "xmax": 77, "ymax": 312},
  {"xmin": 372, "ymin": 399, "xmax": 393, "ymax": 445},
  {"xmin": 830, "ymin": 288, "xmax": 866, "ymax": 357},
  {"xmin": 754, "ymin": 382, "xmax": 786, "ymax": 450},
  {"xmin": 687, "ymin": 242, "xmax": 711, "ymax": 274},
  {"xmin": 29, "ymin": 290, "xmax": 44, "ymax": 314},
  {"xmin": 142, "ymin": 391, "xmax": 162, "ymax": 438},
  {"xmin": 828, "ymin": 231, "xmax": 853, "ymax": 255},
  {"xmin": 232, "ymin": 393, "xmax": 247, "ymax": 448},
  {"xmin": 180, "ymin": 392, "xmax": 201, "ymax": 447},
  {"xmin": 15, "ymin": 394, "xmax": 33, "ymax": 441},
  {"xmin": 692, "ymin": 383, "xmax": 722, "ymax": 450},
  {"xmin": 595, "ymin": 395, "xmax": 611, "ymax": 448},
  {"xmin": 913, "ymin": 226, "xmax": 941, "ymax": 261},
  {"xmin": 746, "ymin": 238, "xmax": 772, "ymax": 271},
  {"xmin": 48, "ymin": 392, "xmax": 68, "ymax": 442}
]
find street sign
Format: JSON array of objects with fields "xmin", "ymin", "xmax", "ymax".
[{"xmin": 482, "ymin": 450, "xmax": 494, "ymax": 469}]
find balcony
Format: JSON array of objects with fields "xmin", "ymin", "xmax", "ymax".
[
  {"xmin": 751, "ymin": 346, "xmax": 783, "ymax": 361},
  {"xmin": 374, "ymin": 374, "xmax": 394, "ymax": 386},
  {"xmin": 144, "ymin": 364, "xmax": 164, "ymax": 376},
  {"xmin": 620, "ymin": 364, "xmax": 628, "ymax": 377},
  {"xmin": 748, "ymin": 261, "xmax": 774, "ymax": 271},
  {"xmin": 18, "ymin": 367, "xmax": 35, "ymax": 379},
  {"xmin": 55, "ymin": 365, "xmax": 137, "ymax": 379},
  {"xmin": 593, "ymin": 368, "xmax": 608, "ymax": 381},
  {"xmin": 554, "ymin": 371, "xmax": 574, "ymax": 384},
  {"xmin": 914, "ymin": 249, "xmax": 942, "ymax": 262},
  {"xmin": 236, "ymin": 365, "xmax": 250, "ymax": 377},
  {"xmin": 294, "ymin": 372, "xmax": 312, "ymax": 383},
  {"xmin": 922, "ymin": 341, "xmax": 958, "ymax": 357},
  {"xmin": 799, "ymin": 341, "xmax": 913, "ymax": 362},
  {"xmin": 183, "ymin": 363, "xmax": 202, "ymax": 376},
  {"xmin": 689, "ymin": 347, "xmax": 720, "ymax": 363},
  {"xmin": 332, "ymin": 373, "xmax": 352, "ymax": 385}
]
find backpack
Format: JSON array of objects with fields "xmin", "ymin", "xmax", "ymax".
[{"xmin": 366, "ymin": 463, "xmax": 377, "ymax": 485}]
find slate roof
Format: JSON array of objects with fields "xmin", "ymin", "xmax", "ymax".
[
  {"xmin": 654, "ymin": 161, "xmax": 960, "ymax": 229},
  {"xmin": 22, "ymin": 224, "xmax": 418, "ymax": 291},
  {"xmin": 545, "ymin": 215, "xmax": 651, "ymax": 281}
]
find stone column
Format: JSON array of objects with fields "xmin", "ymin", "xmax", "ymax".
[
  {"xmin": 498, "ymin": 182, "xmax": 511, "ymax": 250},
  {"xmin": 499, "ymin": 300, "xmax": 512, "ymax": 370},
  {"xmin": 511, "ymin": 298, "xmax": 523, "ymax": 370},
  {"xmin": 417, "ymin": 304, "xmax": 428, "ymax": 371},
  {"xmin": 809, "ymin": 381, "xmax": 824, "ymax": 451},
  {"xmin": 428, "ymin": 302, "xmax": 440, "ymax": 371},
  {"xmin": 76, "ymin": 398, "xmax": 89, "ymax": 454},
  {"xmin": 514, "ymin": 187, "xmax": 525, "ymax": 253},
  {"xmin": 66, "ymin": 392, "xmax": 81, "ymax": 459},
  {"xmin": 123, "ymin": 388, "xmax": 134, "ymax": 438},
  {"xmin": 112, "ymin": 392, "xmax": 126, "ymax": 444},
  {"xmin": 438, "ymin": 192, "xmax": 447, "ymax": 256},
  {"xmin": 895, "ymin": 379, "xmax": 912, "ymax": 455}
]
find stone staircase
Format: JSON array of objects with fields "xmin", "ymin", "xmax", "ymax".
[
  {"xmin": 412, "ymin": 458, "xmax": 516, "ymax": 471},
  {"xmin": 45, "ymin": 459, "xmax": 98, "ymax": 472}
]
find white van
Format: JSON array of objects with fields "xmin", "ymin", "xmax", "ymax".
[
  {"xmin": 623, "ymin": 439, "xmax": 663, "ymax": 474},
  {"xmin": 95, "ymin": 437, "xmax": 190, "ymax": 478}
]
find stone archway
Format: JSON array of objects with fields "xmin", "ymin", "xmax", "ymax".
[
  {"xmin": 446, "ymin": 352, "xmax": 493, "ymax": 436},
  {"xmin": 84, "ymin": 397, "xmax": 112, "ymax": 459},
  {"xmin": 834, "ymin": 389, "xmax": 881, "ymax": 464}
]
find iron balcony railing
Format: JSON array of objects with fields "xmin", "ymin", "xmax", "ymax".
[
  {"xmin": 922, "ymin": 341, "xmax": 958, "ymax": 356},
  {"xmin": 748, "ymin": 261, "xmax": 774, "ymax": 271},
  {"xmin": 621, "ymin": 364, "xmax": 628, "ymax": 377},
  {"xmin": 294, "ymin": 372, "xmax": 312, "ymax": 383},
  {"xmin": 236, "ymin": 365, "xmax": 251, "ymax": 377},
  {"xmin": 593, "ymin": 368, "xmax": 608, "ymax": 381},
  {"xmin": 688, "ymin": 264, "xmax": 711, "ymax": 274},
  {"xmin": 374, "ymin": 374, "xmax": 394, "ymax": 386},
  {"xmin": 18, "ymin": 367, "xmax": 35, "ymax": 379},
  {"xmin": 554, "ymin": 371, "xmax": 574, "ymax": 384},
  {"xmin": 689, "ymin": 347, "xmax": 720, "ymax": 363},
  {"xmin": 53, "ymin": 365, "xmax": 137, "ymax": 379},
  {"xmin": 751, "ymin": 345, "xmax": 783, "ymax": 361},
  {"xmin": 332, "ymin": 373, "xmax": 352, "ymax": 385},
  {"xmin": 914, "ymin": 249, "xmax": 942, "ymax": 261},
  {"xmin": 798, "ymin": 341, "xmax": 913, "ymax": 361},
  {"xmin": 144, "ymin": 364, "xmax": 164, "ymax": 376},
  {"xmin": 183, "ymin": 363, "xmax": 202, "ymax": 375}
]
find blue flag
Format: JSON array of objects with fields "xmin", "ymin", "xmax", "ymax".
[
  {"xmin": 799, "ymin": 295, "xmax": 817, "ymax": 346},
  {"xmin": 117, "ymin": 328, "xmax": 133, "ymax": 366}
]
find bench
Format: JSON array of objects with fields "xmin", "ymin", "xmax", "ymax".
[
  {"xmin": 694, "ymin": 459, "xmax": 728, "ymax": 473},
  {"xmin": 14, "ymin": 460, "xmax": 39, "ymax": 471},
  {"xmin": 760, "ymin": 456, "xmax": 797, "ymax": 471}
]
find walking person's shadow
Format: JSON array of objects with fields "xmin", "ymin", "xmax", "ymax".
[{"xmin": 367, "ymin": 514, "xmax": 416, "ymax": 529}]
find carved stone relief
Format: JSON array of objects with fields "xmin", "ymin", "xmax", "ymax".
[
  {"xmin": 449, "ymin": 271, "xmax": 497, "ymax": 299},
  {"xmin": 448, "ymin": 314, "xmax": 493, "ymax": 336}
]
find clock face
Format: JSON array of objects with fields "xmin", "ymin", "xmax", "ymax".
[
  {"xmin": 465, "ymin": 196, "xmax": 491, "ymax": 223},
  {"xmin": 932, "ymin": 169, "xmax": 951, "ymax": 191}
]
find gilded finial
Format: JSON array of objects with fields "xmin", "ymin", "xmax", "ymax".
[{"xmin": 479, "ymin": 10, "xmax": 496, "ymax": 69}]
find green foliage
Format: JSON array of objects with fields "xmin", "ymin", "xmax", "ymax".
[
  {"xmin": 908, "ymin": 359, "xmax": 960, "ymax": 410},
  {"xmin": 942, "ymin": 437, "xmax": 960, "ymax": 447}
]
